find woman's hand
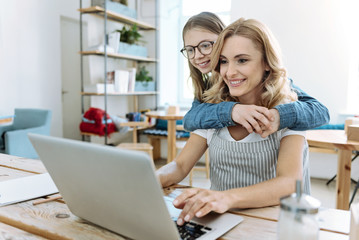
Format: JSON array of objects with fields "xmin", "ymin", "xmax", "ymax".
[{"xmin": 173, "ymin": 188, "xmax": 231, "ymax": 225}]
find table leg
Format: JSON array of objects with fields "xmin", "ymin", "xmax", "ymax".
[
  {"xmin": 167, "ymin": 120, "xmax": 176, "ymax": 163},
  {"xmin": 336, "ymin": 149, "xmax": 352, "ymax": 210}
]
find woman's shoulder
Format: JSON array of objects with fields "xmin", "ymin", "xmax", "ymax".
[
  {"xmin": 278, "ymin": 128, "xmax": 306, "ymax": 138},
  {"xmin": 193, "ymin": 128, "xmax": 216, "ymax": 138}
]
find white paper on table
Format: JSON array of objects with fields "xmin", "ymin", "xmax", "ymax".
[{"xmin": 0, "ymin": 173, "xmax": 58, "ymax": 206}]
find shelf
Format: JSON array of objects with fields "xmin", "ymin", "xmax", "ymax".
[
  {"xmin": 81, "ymin": 91, "xmax": 158, "ymax": 96},
  {"xmin": 78, "ymin": 6, "xmax": 156, "ymax": 30},
  {"xmin": 79, "ymin": 51, "xmax": 157, "ymax": 62},
  {"xmin": 80, "ymin": 121, "xmax": 154, "ymax": 137}
]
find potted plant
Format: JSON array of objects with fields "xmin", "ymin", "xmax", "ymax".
[
  {"xmin": 135, "ymin": 66, "xmax": 155, "ymax": 92},
  {"xmin": 116, "ymin": 24, "xmax": 148, "ymax": 57},
  {"xmin": 119, "ymin": 24, "xmax": 142, "ymax": 44}
]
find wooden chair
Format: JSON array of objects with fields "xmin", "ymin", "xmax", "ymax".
[
  {"xmin": 143, "ymin": 120, "xmax": 190, "ymax": 161},
  {"xmin": 116, "ymin": 121, "xmax": 154, "ymax": 161},
  {"xmin": 176, "ymin": 139, "xmax": 210, "ymax": 187}
]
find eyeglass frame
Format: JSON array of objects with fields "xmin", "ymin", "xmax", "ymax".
[{"xmin": 180, "ymin": 41, "xmax": 215, "ymax": 59}]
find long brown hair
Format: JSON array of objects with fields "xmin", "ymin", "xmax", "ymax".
[
  {"xmin": 182, "ymin": 12, "xmax": 225, "ymax": 102},
  {"xmin": 204, "ymin": 18, "xmax": 297, "ymax": 108}
]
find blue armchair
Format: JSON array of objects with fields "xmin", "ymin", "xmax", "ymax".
[{"xmin": 0, "ymin": 108, "xmax": 52, "ymax": 158}]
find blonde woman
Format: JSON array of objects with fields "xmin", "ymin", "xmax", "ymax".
[{"xmin": 157, "ymin": 18, "xmax": 310, "ymax": 226}]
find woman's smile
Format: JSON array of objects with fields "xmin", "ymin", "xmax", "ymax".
[{"xmin": 228, "ymin": 78, "xmax": 246, "ymax": 87}]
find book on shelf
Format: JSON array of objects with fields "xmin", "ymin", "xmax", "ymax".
[
  {"xmin": 107, "ymin": 71, "xmax": 114, "ymax": 84},
  {"xmin": 127, "ymin": 68, "xmax": 136, "ymax": 92},
  {"xmin": 85, "ymin": 68, "xmax": 140, "ymax": 94}
]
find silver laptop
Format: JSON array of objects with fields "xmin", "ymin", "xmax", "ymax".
[{"xmin": 29, "ymin": 134, "xmax": 243, "ymax": 240}]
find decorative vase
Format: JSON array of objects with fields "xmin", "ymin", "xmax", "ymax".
[{"xmin": 135, "ymin": 81, "xmax": 155, "ymax": 92}]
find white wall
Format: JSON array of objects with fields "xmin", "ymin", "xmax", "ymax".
[
  {"xmin": 158, "ymin": 0, "xmax": 182, "ymax": 107},
  {"xmin": 0, "ymin": 0, "xmax": 90, "ymax": 137},
  {"xmin": 231, "ymin": 0, "xmax": 359, "ymax": 124},
  {"xmin": 0, "ymin": 1, "xmax": 62, "ymax": 136}
]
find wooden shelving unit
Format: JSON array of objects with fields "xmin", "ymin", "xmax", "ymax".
[{"xmin": 79, "ymin": 1, "xmax": 159, "ymax": 144}]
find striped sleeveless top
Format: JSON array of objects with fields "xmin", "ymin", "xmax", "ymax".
[{"xmin": 208, "ymin": 129, "xmax": 311, "ymax": 194}]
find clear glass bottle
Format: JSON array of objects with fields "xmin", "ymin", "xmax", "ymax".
[{"xmin": 277, "ymin": 180, "xmax": 321, "ymax": 240}]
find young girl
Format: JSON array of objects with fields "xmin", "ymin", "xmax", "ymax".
[
  {"xmin": 181, "ymin": 12, "xmax": 329, "ymax": 136},
  {"xmin": 157, "ymin": 18, "xmax": 310, "ymax": 226}
]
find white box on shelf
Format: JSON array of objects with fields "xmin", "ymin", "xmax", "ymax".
[
  {"xmin": 84, "ymin": 84, "xmax": 115, "ymax": 93},
  {"xmin": 114, "ymin": 70, "xmax": 130, "ymax": 93},
  {"xmin": 108, "ymin": 31, "xmax": 120, "ymax": 53}
]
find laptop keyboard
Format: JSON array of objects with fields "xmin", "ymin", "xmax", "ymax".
[{"xmin": 175, "ymin": 220, "xmax": 212, "ymax": 240}]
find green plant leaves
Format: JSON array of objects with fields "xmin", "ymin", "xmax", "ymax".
[
  {"xmin": 136, "ymin": 66, "xmax": 153, "ymax": 82},
  {"xmin": 117, "ymin": 24, "xmax": 142, "ymax": 45}
]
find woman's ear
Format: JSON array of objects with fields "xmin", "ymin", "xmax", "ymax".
[
  {"xmin": 262, "ymin": 60, "xmax": 270, "ymax": 72},
  {"xmin": 265, "ymin": 65, "xmax": 270, "ymax": 72}
]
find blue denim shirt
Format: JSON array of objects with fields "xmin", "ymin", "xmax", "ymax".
[{"xmin": 183, "ymin": 79, "xmax": 330, "ymax": 131}]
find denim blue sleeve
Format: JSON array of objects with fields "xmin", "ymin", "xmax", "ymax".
[
  {"xmin": 274, "ymin": 79, "xmax": 330, "ymax": 130},
  {"xmin": 183, "ymin": 99, "xmax": 237, "ymax": 131}
]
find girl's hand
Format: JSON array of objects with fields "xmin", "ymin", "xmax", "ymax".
[
  {"xmin": 259, "ymin": 109, "xmax": 280, "ymax": 138},
  {"xmin": 231, "ymin": 104, "xmax": 273, "ymax": 134},
  {"xmin": 173, "ymin": 188, "xmax": 231, "ymax": 225}
]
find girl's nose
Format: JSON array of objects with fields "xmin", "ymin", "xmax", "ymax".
[{"xmin": 193, "ymin": 48, "xmax": 204, "ymax": 59}]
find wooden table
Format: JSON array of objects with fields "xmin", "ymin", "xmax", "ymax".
[
  {"xmin": 0, "ymin": 153, "xmax": 350, "ymax": 239},
  {"xmin": 146, "ymin": 111, "xmax": 186, "ymax": 163},
  {"xmin": 307, "ymin": 129, "xmax": 359, "ymax": 210}
]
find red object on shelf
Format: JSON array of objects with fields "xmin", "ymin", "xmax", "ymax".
[{"xmin": 80, "ymin": 107, "xmax": 116, "ymax": 136}]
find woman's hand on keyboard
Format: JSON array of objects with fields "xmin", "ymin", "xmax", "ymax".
[{"xmin": 173, "ymin": 188, "xmax": 230, "ymax": 226}]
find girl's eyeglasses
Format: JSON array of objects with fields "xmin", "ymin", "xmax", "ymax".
[{"xmin": 180, "ymin": 41, "xmax": 215, "ymax": 59}]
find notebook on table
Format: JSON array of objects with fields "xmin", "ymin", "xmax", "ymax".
[{"xmin": 29, "ymin": 134, "xmax": 243, "ymax": 240}]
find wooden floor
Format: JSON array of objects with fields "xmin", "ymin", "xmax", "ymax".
[{"xmin": 154, "ymin": 158, "xmax": 359, "ymax": 209}]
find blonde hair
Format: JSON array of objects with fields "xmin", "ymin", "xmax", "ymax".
[
  {"xmin": 204, "ymin": 18, "xmax": 297, "ymax": 108},
  {"xmin": 182, "ymin": 12, "xmax": 225, "ymax": 101}
]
